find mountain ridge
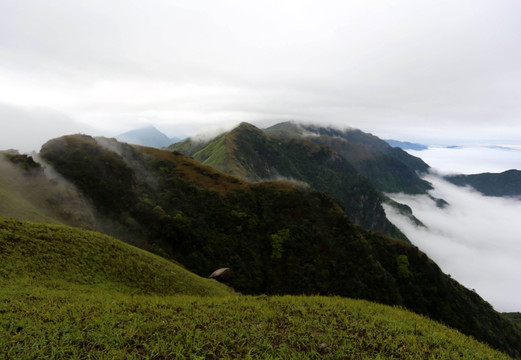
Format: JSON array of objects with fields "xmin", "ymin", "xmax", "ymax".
[
  {"xmin": 445, "ymin": 169, "xmax": 521, "ymax": 197},
  {"xmin": 34, "ymin": 133, "xmax": 521, "ymax": 357},
  {"xmin": 265, "ymin": 121, "xmax": 432, "ymax": 194},
  {"xmin": 385, "ymin": 139, "xmax": 428, "ymax": 150},
  {"xmin": 171, "ymin": 122, "xmax": 406, "ymax": 240}
]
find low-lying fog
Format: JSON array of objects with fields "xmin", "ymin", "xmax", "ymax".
[{"xmin": 385, "ymin": 149, "xmax": 521, "ymax": 312}]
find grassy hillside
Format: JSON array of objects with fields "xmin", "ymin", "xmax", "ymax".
[
  {"xmin": 1, "ymin": 289, "xmax": 512, "ymax": 359},
  {"xmin": 0, "ymin": 217, "xmax": 513, "ymax": 358},
  {"xmin": 170, "ymin": 122, "xmax": 406, "ymax": 240},
  {"xmin": 0, "ymin": 216, "xmax": 231, "ymax": 296},
  {"xmin": 38, "ymin": 134, "xmax": 521, "ymax": 357}
]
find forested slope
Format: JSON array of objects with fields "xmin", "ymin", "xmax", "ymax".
[{"xmin": 37, "ymin": 134, "xmax": 521, "ymax": 357}]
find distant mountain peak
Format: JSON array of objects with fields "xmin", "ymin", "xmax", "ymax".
[
  {"xmin": 115, "ymin": 126, "xmax": 173, "ymax": 148},
  {"xmin": 230, "ymin": 122, "xmax": 265, "ymax": 137},
  {"xmin": 385, "ymin": 139, "xmax": 428, "ymax": 151},
  {"xmin": 234, "ymin": 122, "xmax": 259, "ymax": 131}
]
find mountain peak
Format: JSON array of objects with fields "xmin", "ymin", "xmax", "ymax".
[
  {"xmin": 264, "ymin": 121, "xmax": 305, "ymax": 137},
  {"xmin": 234, "ymin": 122, "xmax": 263, "ymax": 133},
  {"xmin": 228, "ymin": 122, "xmax": 267, "ymax": 142},
  {"xmin": 116, "ymin": 126, "xmax": 172, "ymax": 148}
]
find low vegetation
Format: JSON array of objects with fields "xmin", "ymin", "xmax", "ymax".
[
  {"xmin": 1, "ymin": 289, "xmax": 512, "ymax": 359},
  {"xmin": 0, "ymin": 217, "xmax": 511, "ymax": 358},
  {"xmin": 0, "ymin": 217, "xmax": 230, "ymax": 296},
  {"xmin": 0, "ymin": 212, "xmax": 518, "ymax": 358}
]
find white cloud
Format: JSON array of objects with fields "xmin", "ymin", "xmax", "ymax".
[
  {"xmin": 0, "ymin": 103, "xmax": 98, "ymax": 153},
  {"xmin": 385, "ymin": 174, "xmax": 521, "ymax": 312},
  {"xmin": 0, "ymin": 0, "xmax": 520, "ymax": 143},
  {"xmin": 407, "ymin": 147, "xmax": 521, "ymax": 174}
]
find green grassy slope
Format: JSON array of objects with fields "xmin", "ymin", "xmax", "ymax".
[
  {"xmin": 0, "ymin": 217, "xmax": 511, "ymax": 358},
  {"xmin": 192, "ymin": 134, "xmax": 230, "ymax": 170},
  {"xmin": 1, "ymin": 290, "xmax": 512, "ymax": 359},
  {"xmin": 0, "ymin": 217, "xmax": 231, "ymax": 296}
]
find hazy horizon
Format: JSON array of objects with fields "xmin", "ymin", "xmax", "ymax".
[{"xmin": 2, "ymin": 1, "xmax": 521, "ymax": 152}]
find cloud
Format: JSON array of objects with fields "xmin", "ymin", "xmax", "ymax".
[
  {"xmin": 0, "ymin": 103, "xmax": 97, "ymax": 153},
  {"xmin": 0, "ymin": 0, "xmax": 520, "ymax": 143},
  {"xmin": 407, "ymin": 147, "xmax": 521, "ymax": 174},
  {"xmin": 384, "ymin": 173, "xmax": 521, "ymax": 312}
]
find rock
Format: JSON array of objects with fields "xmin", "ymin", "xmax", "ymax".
[{"xmin": 209, "ymin": 267, "xmax": 232, "ymax": 282}]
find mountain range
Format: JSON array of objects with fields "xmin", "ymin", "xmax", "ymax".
[
  {"xmin": 265, "ymin": 122, "xmax": 433, "ymax": 194},
  {"xmin": 385, "ymin": 139, "xmax": 428, "ymax": 151},
  {"xmin": 1, "ymin": 122, "xmax": 521, "ymax": 357},
  {"xmin": 170, "ymin": 122, "xmax": 409, "ymax": 240}
]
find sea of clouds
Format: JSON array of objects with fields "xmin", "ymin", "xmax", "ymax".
[
  {"xmin": 407, "ymin": 146, "xmax": 521, "ymax": 174},
  {"xmin": 385, "ymin": 146, "xmax": 521, "ymax": 312}
]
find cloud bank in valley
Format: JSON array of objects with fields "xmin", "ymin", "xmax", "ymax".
[{"xmin": 385, "ymin": 173, "xmax": 521, "ymax": 312}]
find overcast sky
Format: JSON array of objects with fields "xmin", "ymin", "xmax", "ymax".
[{"xmin": 1, "ymin": 0, "xmax": 521, "ymax": 152}]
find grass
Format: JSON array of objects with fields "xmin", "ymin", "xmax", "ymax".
[
  {"xmin": 0, "ymin": 217, "xmax": 231, "ymax": 297},
  {"xmin": 0, "ymin": 288, "xmax": 512, "ymax": 359},
  {"xmin": 193, "ymin": 134, "xmax": 228, "ymax": 170},
  {"xmin": 0, "ymin": 216, "xmax": 514, "ymax": 359}
]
